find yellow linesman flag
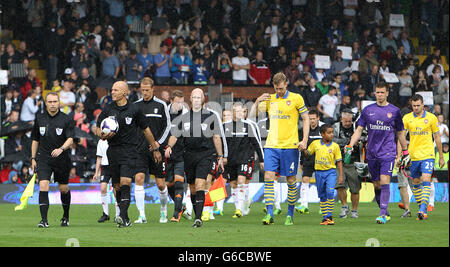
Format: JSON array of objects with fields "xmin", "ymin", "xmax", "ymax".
[
  {"xmin": 204, "ymin": 175, "xmax": 227, "ymax": 207},
  {"xmin": 14, "ymin": 174, "xmax": 37, "ymax": 211}
]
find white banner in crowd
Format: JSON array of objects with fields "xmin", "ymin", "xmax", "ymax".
[
  {"xmin": 416, "ymin": 91, "xmax": 434, "ymax": 105},
  {"xmin": 389, "ymin": 14, "xmax": 405, "ymax": 27},
  {"xmin": 383, "ymin": 72, "xmax": 399, "ymax": 83},
  {"xmin": 337, "ymin": 46, "xmax": 353, "ymax": 60},
  {"xmin": 315, "ymin": 55, "xmax": 331, "ymax": 69}
]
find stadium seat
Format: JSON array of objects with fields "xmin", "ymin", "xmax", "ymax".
[
  {"xmin": 418, "ymin": 55, "xmax": 427, "ymax": 66},
  {"xmin": 441, "ymin": 56, "xmax": 449, "ymax": 71}
]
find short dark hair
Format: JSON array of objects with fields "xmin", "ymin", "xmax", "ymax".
[
  {"xmin": 320, "ymin": 123, "xmax": 333, "ymax": 134},
  {"xmin": 375, "ymin": 81, "xmax": 388, "ymax": 90},
  {"xmin": 308, "ymin": 109, "xmax": 319, "ymax": 117},
  {"xmin": 410, "ymin": 94, "xmax": 424, "ymax": 103}
]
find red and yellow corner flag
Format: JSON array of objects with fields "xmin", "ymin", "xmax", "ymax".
[
  {"xmin": 204, "ymin": 175, "xmax": 227, "ymax": 207},
  {"xmin": 14, "ymin": 174, "xmax": 37, "ymax": 211}
]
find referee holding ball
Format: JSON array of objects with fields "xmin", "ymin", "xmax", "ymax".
[
  {"xmin": 31, "ymin": 92, "xmax": 75, "ymax": 228},
  {"xmin": 96, "ymin": 81, "xmax": 159, "ymax": 227}
]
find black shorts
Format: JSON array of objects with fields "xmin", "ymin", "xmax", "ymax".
[
  {"xmin": 225, "ymin": 159, "xmax": 255, "ymax": 181},
  {"xmin": 184, "ymin": 152, "xmax": 215, "ymax": 184},
  {"xmin": 36, "ymin": 157, "xmax": 71, "ymax": 184},
  {"xmin": 100, "ymin": 165, "xmax": 119, "ymax": 184},
  {"xmin": 107, "ymin": 146, "xmax": 138, "ymax": 180},
  {"xmin": 301, "ymin": 158, "xmax": 315, "ymax": 177},
  {"xmin": 164, "ymin": 158, "xmax": 185, "ymax": 183},
  {"xmin": 135, "ymin": 150, "xmax": 164, "ymax": 178}
]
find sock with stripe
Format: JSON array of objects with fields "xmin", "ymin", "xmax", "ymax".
[
  {"xmin": 326, "ymin": 199, "xmax": 334, "ymax": 219},
  {"xmin": 412, "ymin": 183, "xmax": 423, "ymax": 206},
  {"xmin": 320, "ymin": 198, "xmax": 327, "ymax": 220},
  {"xmin": 231, "ymin": 187, "xmax": 238, "ymax": 210},
  {"xmin": 287, "ymin": 181, "xmax": 298, "ymax": 217},
  {"xmin": 194, "ymin": 190, "xmax": 205, "ymax": 220},
  {"xmin": 135, "ymin": 185, "xmax": 146, "ymax": 218},
  {"xmin": 61, "ymin": 190, "xmax": 71, "ymax": 219},
  {"xmin": 420, "ymin": 181, "xmax": 431, "ymax": 213},
  {"xmin": 264, "ymin": 180, "xmax": 275, "ymax": 217},
  {"xmin": 119, "ymin": 185, "xmax": 131, "ymax": 221},
  {"xmin": 39, "ymin": 191, "xmax": 49, "ymax": 221},
  {"xmin": 184, "ymin": 187, "xmax": 193, "ymax": 214}
]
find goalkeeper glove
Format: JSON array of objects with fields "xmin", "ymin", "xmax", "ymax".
[{"xmin": 400, "ymin": 150, "xmax": 411, "ymax": 169}]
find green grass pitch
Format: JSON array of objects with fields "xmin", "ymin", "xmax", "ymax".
[{"xmin": 0, "ymin": 202, "xmax": 448, "ymax": 247}]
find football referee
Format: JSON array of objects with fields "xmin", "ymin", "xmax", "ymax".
[
  {"xmin": 31, "ymin": 92, "xmax": 75, "ymax": 228},
  {"xmin": 96, "ymin": 81, "xmax": 159, "ymax": 227},
  {"xmin": 165, "ymin": 88, "xmax": 228, "ymax": 228}
]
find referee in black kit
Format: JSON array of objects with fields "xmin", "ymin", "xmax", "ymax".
[
  {"xmin": 96, "ymin": 81, "xmax": 159, "ymax": 227},
  {"xmin": 165, "ymin": 88, "xmax": 228, "ymax": 228},
  {"xmin": 31, "ymin": 92, "xmax": 74, "ymax": 228}
]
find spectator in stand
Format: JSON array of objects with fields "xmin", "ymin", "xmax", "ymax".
[
  {"xmin": 170, "ymin": 43, "xmax": 193, "ymax": 84},
  {"xmin": 380, "ymin": 30, "xmax": 398, "ymax": 52},
  {"xmin": 317, "ymin": 86, "xmax": 339, "ymax": 125},
  {"xmin": 137, "ymin": 45, "xmax": 153, "ymax": 79},
  {"xmin": 437, "ymin": 113, "xmax": 449, "ymax": 142},
  {"xmin": 59, "ymin": 80, "xmax": 76, "ymax": 114},
  {"xmin": 232, "ymin": 47, "xmax": 250, "ymax": 85},
  {"xmin": 20, "ymin": 69, "xmax": 41, "ymax": 100},
  {"xmin": 413, "ymin": 70, "xmax": 429, "ymax": 94},
  {"xmin": 363, "ymin": 64, "xmax": 381, "ymax": 100},
  {"xmin": 331, "ymin": 49, "xmax": 350, "ymax": 80},
  {"xmin": 426, "ymin": 56, "xmax": 445, "ymax": 77},
  {"xmin": 326, "ymin": 19, "xmax": 343, "ymax": 49},
  {"xmin": 398, "ymin": 67, "xmax": 414, "ymax": 108},
  {"xmin": 20, "ymin": 89, "xmax": 42, "ymax": 122},
  {"xmin": 72, "ymin": 44, "xmax": 93, "ymax": 76},
  {"xmin": 216, "ymin": 52, "xmax": 233, "ymax": 85},
  {"xmin": 302, "ymin": 78, "xmax": 322, "ymax": 109},
  {"xmin": 347, "ymin": 71, "xmax": 363, "ymax": 102},
  {"xmin": 1, "ymin": 88, "xmax": 15, "ymax": 121},
  {"xmin": 1, "ymin": 43, "xmax": 21, "ymax": 70},
  {"xmin": 193, "ymin": 57, "xmax": 210, "ymax": 85},
  {"xmin": 343, "ymin": 20, "xmax": 359, "ymax": 45},
  {"xmin": 358, "ymin": 47, "xmax": 378, "ymax": 76},
  {"xmin": 264, "ymin": 16, "xmax": 281, "ymax": 60},
  {"xmin": 122, "ymin": 50, "xmax": 143, "ymax": 83},
  {"xmin": 101, "ymin": 47, "xmax": 120, "ymax": 79},
  {"xmin": 397, "ymin": 31, "xmax": 415, "ymax": 59},
  {"xmin": 284, "ymin": 58, "xmax": 301, "ymax": 87},
  {"xmin": 69, "ymin": 166, "xmax": 81, "ymax": 183},
  {"xmin": 153, "ymin": 43, "xmax": 172, "ymax": 85},
  {"xmin": 249, "ymin": 51, "xmax": 271, "ymax": 85}
]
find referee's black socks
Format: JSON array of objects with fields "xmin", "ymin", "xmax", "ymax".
[
  {"xmin": 39, "ymin": 191, "xmax": 49, "ymax": 221},
  {"xmin": 61, "ymin": 190, "xmax": 71, "ymax": 219},
  {"xmin": 194, "ymin": 190, "xmax": 205, "ymax": 221},
  {"xmin": 119, "ymin": 185, "xmax": 131, "ymax": 221}
]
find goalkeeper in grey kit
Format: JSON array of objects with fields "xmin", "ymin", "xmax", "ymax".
[{"xmin": 96, "ymin": 81, "xmax": 159, "ymax": 227}]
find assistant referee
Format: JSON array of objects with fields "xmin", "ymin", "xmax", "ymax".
[{"xmin": 31, "ymin": 92, "xmax": 75, "ymax": 228}]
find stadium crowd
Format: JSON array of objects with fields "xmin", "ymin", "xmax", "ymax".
[{"xmin": 0, "ymin": 0, "xmax": 449, "ymax": 183}]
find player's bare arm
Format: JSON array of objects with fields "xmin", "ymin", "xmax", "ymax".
[
  {"xmin": 433, "ymin": 131, "xmax": 446, "ymax": 168},
  {"xmin": 51, "ymin": 137, "xmax": 73, "ymax": 158},
  {"xmin": 213, "ymin": 134, "xmax": 225, "ymax": 172},
  {"xmin": 298, "ymin": 112, "xmax": 310, "ymax": 151}
]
